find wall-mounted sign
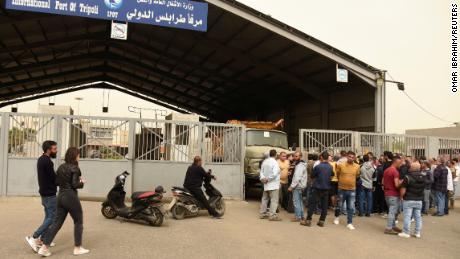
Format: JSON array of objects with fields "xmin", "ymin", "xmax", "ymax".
[
  {"xmin": 111, "ymin": 20, "xmax": 128, "ymax": 40},
  {"xmin": 5, "ymin": 0, "xmax": 208, "ymax": 32},
  {"xmin": 336, "ymin": 65, "xmax": 348, "ymax": 83}
]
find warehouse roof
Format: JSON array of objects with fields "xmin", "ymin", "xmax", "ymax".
[{"xmin": 0, "ymin": 0, "xmax": 383, "ymax": 120}]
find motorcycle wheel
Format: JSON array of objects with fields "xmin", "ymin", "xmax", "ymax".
[
  {"xmin": 101, "ymin": 205, "xmax": 117, "ymax": 219},
  {"xmin": 148, "ymin": 207, "xmax": 164, "ymax": 227},
  {"xmin": 214, "ymin": 199, "xmax": 226, "ymax": 216},
  {"xmin": 171, "ymin": 204, "xmax": 186, "ymax": 220}
]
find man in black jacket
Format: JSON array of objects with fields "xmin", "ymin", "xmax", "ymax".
[
  {"xmin": 25, "ymin": 140, "xmax": 58, "ymax": 252},
  {"xmin": 184, "ymin": 156, "xmax": 220, "ymax": 218}
]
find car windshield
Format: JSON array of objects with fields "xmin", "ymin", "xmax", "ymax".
[{"xmin": 246, "ymin": 130, "xmax": 288, "ymax": 149}]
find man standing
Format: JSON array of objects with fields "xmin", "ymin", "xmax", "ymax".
[
  {"xmin": 359, "ymin": 154, "xmax": 375, "ymax": 217},
  {"xmin": 259, "ymin": 149, "xmax": 281, "ymax": 221},
  {"xmin": 398, "ymin": 162, "xmax": 425, "ymax": 238},
  {"xmin": 277, "ymin": 152, "xmax": 290, "ymax": 210},
  {"xmin": 334, "ymin": 151, "xmax": 360, "ymax": 230},
  {"xmin": 288, "ymin": 151, "xmax": 307, "ymax": 222},
  {"xmin": 25, "ymin": 141, "xmax": 58, "ymax": 252},
  {"xmin": 432, "ymin": 159, "xmax": 448, "ymax": 216},
  {"xmin": 383, "ymin": 156, "xmax": 403, "ymax": 235},
  {"xmin": 420, "ymin": 161, "xmax": 434, "ymax": 215},
  {"xmin": 302, "ymin": 151, "xmax": 332, "ymax": 227}
]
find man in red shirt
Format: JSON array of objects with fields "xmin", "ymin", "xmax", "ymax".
[{"xmin": 383, "ymin": 155, "xmax": 403, "ymax": 234}]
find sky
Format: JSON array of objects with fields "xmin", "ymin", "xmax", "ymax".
[{"xmin": 1, "ymin": 0, "xmax": 458, "ymax": 133}]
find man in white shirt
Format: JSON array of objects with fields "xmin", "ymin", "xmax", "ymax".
[{"xmin": 259, "ymin": 149, "xmax": 281, "ymax": 221}]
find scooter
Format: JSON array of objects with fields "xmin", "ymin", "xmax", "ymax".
[
  {"xmin": 168, "ymin": 170, "xmax": 225, "ymax": 219},
  {"xmin": 101, "ymin": 171, "xmax": 165, "ymax": 226}
]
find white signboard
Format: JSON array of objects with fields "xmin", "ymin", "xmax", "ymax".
[
  {"xmin": 263, "ymin": 131, "xmax": 270, "ymax": 138},
  {"xmin": 111, "ymin": 21, "xmax": 128, "ymax": 40},
  {"xmin": 337, "ymin": 67, "xmax": 348, "ymax": 83}
]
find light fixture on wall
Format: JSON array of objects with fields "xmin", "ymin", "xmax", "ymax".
[{"xmin": 102, "ymin": 89, "xmax": 110, "ymax": 113}]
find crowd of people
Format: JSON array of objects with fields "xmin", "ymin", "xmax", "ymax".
[{"xmin": 258, "ymin": 149, "xmax": 459, "ymax": 238}]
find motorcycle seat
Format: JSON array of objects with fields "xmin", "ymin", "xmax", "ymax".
[
  {"xmin": 172, "ymin": 186, "xmax": 190, "ymax": 192},
  {"xmin": 131, "ymin": 191, "xmax": 156, "ymax": 200}
]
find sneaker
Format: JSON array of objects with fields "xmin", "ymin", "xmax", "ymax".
[
  {"xmin": 259, "ymin": 214, "xmax": 269, "ymax": 219},
  {"xmin": 268, "ymin": 216, "xmax": 282, "ymax": 221},
  {"xmin": 414, "ymin": 233, "xmax": 421, "ymax": 238},
  {"xmin": 392, "ymin": 227, "xmax": 402, "ymax": 233},
  {"xmin": 382, "ymin": 214, "xmax": 388, "ymax": 219},
  {"xmin": 398, "ymin": 232, "xmax": 410, "ymax": 238},
  {"xmin": 25, "ymin": 236, "xmax": 38, "ymax": 253},
  {"xmin": 290, "ymin": 218, "xmax": 302, "ymax": 222},
  {"xmin": 346, "ymin": 224, "xmax": 355, "ymax": 230},
  {"xmin": 300, "ymin": 220, "xmax": 312, "ymax": 227},
  {"xmin": 317, "ymin": 221, "xmax": 325, "ymax": 227},
  {"xmin": 384, "ymin": 229, "xmax": 399, "ymax": 235},
  {"xmin": 73, "ymin": 247, "xmax": 90, "ymax": 256},
  {"xmin": 37, "ymin": 246, "xmax": 51, "ymax": 257},
  {"xmin": 333, "ymin": 217, "xmax": 339, "ymax": 225},
  {"xmin": 365, "ymin": 213, "xmax": 371, "ymax": 217}
]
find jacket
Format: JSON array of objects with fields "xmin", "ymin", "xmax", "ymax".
[
  {"xmin": 360, "ymin": 161, "xmax": 375, "ymax": 189},
  {"xmin": 402, "ymin": 171, "xmax": 426, "ymax": 201},
  {"xmin": 184, "ymin": 164, "xmax": 211, "ymax": 189},
  {"xmin": 433, "ymin": 165, "xmax": 448, "ymax": 192},
  {"xmin": 311, "ymin": 162, "xmax": 332, "ymax": 190},
  {"xmin": 55, "ymin": 163, "xmax": 84, "ymax": 191},
  {"xmin": 260, "ymin": 157, "xmax": 281, "ymax": 191},
  {"xmin": 421, "ymin": 169, "xmax": 433, "ymax": 190},
  {"xmin": 290, "ymin": 161, "xmax": 307, "ymax": 189}
]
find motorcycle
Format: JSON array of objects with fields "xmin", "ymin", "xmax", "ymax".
[
  {"xmin": 168, "ymin": 170, "xmax": 225, "ymax": 219},
  {"xmin": 101, "ymin": 171, "xmax": 165, "ymax": 226}
]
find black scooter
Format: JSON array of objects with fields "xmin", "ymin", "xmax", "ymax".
[
  {"xmin": 168, "ymin": 170, "xmax": 225, "ymax": 219},
  {"xmin": 101, "ymin": 171, "xmax": 165, "ymax": 226}
]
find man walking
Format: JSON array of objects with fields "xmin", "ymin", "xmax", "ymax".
[
  {"xmin": 259, "ymin": 149, "xmax": 282, "ymax": 221},
  {"xmin": 25, "ymin": 140, "xmax": 58, "ymax": 252},
  {"xmin": 334, "ymin": 151, "xmax": 360, "ymax": 230},
  {"xmin": 383, "ymin": 156, "xmax": 403, "ymax": 235},
  {"xmin": 432, "ymin": 159, "xmax": 448, "ymax": 216},
  {"xmin": 288, "ymin": 151, "xmax": 307, "ymax": 222},
  {"xmin": 301, "ymin": 151, "xmax": 332, "ymax": 227}
]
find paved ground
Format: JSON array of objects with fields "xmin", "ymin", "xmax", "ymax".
[{"xmin": 0, "ymin": 197, "xmax": 459, "ymax": 259}]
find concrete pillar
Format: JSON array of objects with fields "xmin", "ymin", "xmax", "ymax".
[
  {"xmin": 375, "ymin": 72, "xmax": 386, "ymax": 133},
  {"xmin": 0, "ymin": 113, "xmax": 9, "ymax": 196}
]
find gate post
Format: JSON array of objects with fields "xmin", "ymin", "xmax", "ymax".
[
  {"xmin": 127, "ymin": 119, "xmax": 137, "ymax": 193},
  {"xmin": 240, "ymin": 125, "xmax": 246, "ymax": 200},
  {"xmin": 0, "ymin": 113, "xmax": 10, "ymax": 196},
  {"xmin": 54, "ymin": 115, "xmax": 63, "ymax": 166}
]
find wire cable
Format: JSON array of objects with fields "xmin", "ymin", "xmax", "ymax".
[{"xmin": 386, "ymin": 72, "xmax": 455, "ymax": 124}]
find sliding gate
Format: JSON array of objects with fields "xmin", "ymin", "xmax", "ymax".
[{"xmin": 0, "ymin": 112, "xmax": 244, "ymax": 199}]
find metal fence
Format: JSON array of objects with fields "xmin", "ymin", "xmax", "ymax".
[
  {"xmin": 438, "ymin": 137, "xmax": 460, "ymax": 159},
  {"xmin": 299, "ymin": 128, "xmax": 459, "ymax": 159},
  {"xmin": 0, "ymin": 112, "xmax": 245, "ymax": 198},
  {"xmin": 3, "ymin": 112, "xmax": 243, "ymax": 164}
]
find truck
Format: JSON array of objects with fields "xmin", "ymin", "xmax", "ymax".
[{"xmin": 227, "ymin": 119, "xmax": 290, "ymax": 188}]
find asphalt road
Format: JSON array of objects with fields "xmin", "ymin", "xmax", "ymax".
[{"xmin": 0, "ymin": 197, "xmax": 459, "ymax": 259}]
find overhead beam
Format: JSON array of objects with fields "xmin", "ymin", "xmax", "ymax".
[{"xmin": 205, "ymin": 0, "xmax": 379, "ymax": 85}]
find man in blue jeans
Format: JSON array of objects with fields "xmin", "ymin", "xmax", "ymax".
[
  {"xmin": 25, "ymin": 141, "xmax": 58, "ymax": 252},
  {"xmin": 334, "ymin": 151, "xmax": 360, "ymax": 230},
  {"xmin": 398, "ymin": 162, "xmax": 425, "ymax": 238},
  {"xmin": 359, "ymin": 154, "xmax": 375, "ymax": 217},
  {"xmin": 383, "ymin": 155, "xmax": 403, "ymax": 235},
  {"xmin": 432, "ymin": 160, "xmax": 448, "ymax": 216},
  {"xmin": 288, "ymin": 151, "xmax": 307, "ymax": 222}
]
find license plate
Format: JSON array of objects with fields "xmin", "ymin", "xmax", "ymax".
[{"xmin": 167, "ymin": 197, "xmax": 177, "ymax": 211}]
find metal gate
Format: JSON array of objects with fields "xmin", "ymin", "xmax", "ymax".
[
  {"xmin": 0, "ymin": 112, "xmax": 244, "ymax": 198},
  {"xmin": 299, "ymin": 129, "xmax": 354, "ymax": 156},
  {"xmin": 300, "ymin": 129, "xmax": 432, "ymax": 158}
]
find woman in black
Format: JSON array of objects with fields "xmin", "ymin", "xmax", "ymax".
[{"xmin": 38, "ymin": 147, "xmax": 89, "ymax": 257}]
